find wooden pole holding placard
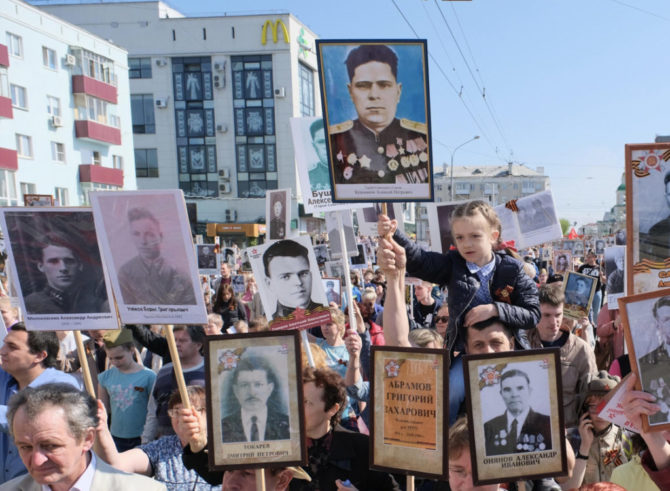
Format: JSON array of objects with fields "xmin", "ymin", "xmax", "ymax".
[
  {"xmin": 73, "ymin": 330, "xmax": 95, "ymax": 397},
  {"xmin": 301, "ymin": 330, "xmax": 315, "ymax": 368},
  {"xmin": 336, "ymin": 212, "xmax": 357, "ymax": 332},
  {"xmin": 255, "ymin": 468, "xmax": 265, "ymax": 491},
  {"xmin": 407, "ymin": 475, "xmax": 415, "ymax": 491},
  {"xmin": 164, "ymin": 324, "xmax": 191, "ymax": 410}
]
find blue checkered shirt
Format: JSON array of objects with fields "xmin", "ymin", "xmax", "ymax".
[{"xmin": 466, "ymin": 257, "xmax": 496, "ymax": 306}]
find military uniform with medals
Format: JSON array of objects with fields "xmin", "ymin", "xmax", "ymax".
[
  {"xmin": 484, "ymin": 409, "xmax": 553, "ymax": 456},
  {"xmin": 638, "ymin": 343, "xmax": 670, "ymax": 424},
  {"xmin": 329, "ymin": 118, "xmax": 429, "ymax": 184}
]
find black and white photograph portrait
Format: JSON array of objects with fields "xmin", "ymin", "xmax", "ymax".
[
  {"xmin": 619, "ymin": 290, "xmax": 670, "ymax": 430},
  {"xmin": 231, "ymin": 274, "xmax": 246, "ymax": 295},
  {"xmin": 90, "ymin": 190, "xmax": 207, "ymax": 325},
  {"xmin": 326, "ymin": 210, "xmax": 358, "ymax": 259},
  {"xmin": 573, "ymin": 240, "xmax": 585, "ymax": 258},
  {"xmin": 595, "ymin": 239, "xmax": 606, "ymax": 255},
  {"xmin": 246, "ymin": 235, "xmax": 330, "ymax": 330},
  {"xmin": 197, "ymin": 244, "xmax": 219, "ymax": 275},
  {"xmin": 562, "ymin": 271, "xmax": 597, "ymax": 320},
  {"xmin": 322, "ymin": 277, "xmax": 342, "ymax": 306},
  {"xmin": 605, "ymin": 246, "xmax": 625, "ymax": 306},
  {"xmin": 516, "ymin": 191, "xmax": 559, "ymax": 235},
  {"xmin": 350, "ymin": 243, "xmax": 367, "ymax": 270},
  {"xmin": 325, "ymin": 260, "xmax": 345, "ymax": 281},
  {"xmin": 205, "ymin": 331, "xmax": 305, "ymax": 470},
  {"xmin": 317, "ymin": 39, "xmax": 433, "ymax": 202},
  {"xmin": 463, "ymin": 349, "xmax": 566, "ymax": 485},
  {"xmin": 266, "ymin": 189, "xmax": 290, "ymax": 241},
  {"xmin": 0, "ymin": 209, "xmax": 115, "ymax": 330}
]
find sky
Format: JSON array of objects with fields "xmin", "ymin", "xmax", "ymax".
[{"xmin": 39, "ymin": 0, "xmax": 670, "ymax": 228}]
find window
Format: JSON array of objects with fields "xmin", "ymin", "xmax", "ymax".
[
  {"xmin": 522, "ymin": 180, "xmax": 535, "ymax": 194},
  {"xmin": 15, "ymin": 134, "xmax": 32, "ymax": 158},
  {"xmin": 129, "ymin": 57, "xmax": 152, "ymax": 79},
  {"xmin": 51, "ymin": 142, "xmax": 65, "ymax": 163},
  {"xmin": 484, "ymin": 183, "xmax": 498, "ymax": 195},
  {"xmin": 299, "ymin": 63, "xmax": 315, "ymax": 117},
  {"xmin": 6, "ymin": 33, "xmax": 22, "ymax": 57},
  {"xmin": 10, "ymin": 84, "xmax": 26, "ymax": 109},
  {"xmin": 42, "ymin": 47, "xmax": 57, "ymax": 69},
  {"xmin": 47, "ymin": 95, "xmax": 61, "ymax": 117},
  {"xmin": 0, "ymin": 69, "xmax": 8, "ymax": 99},
  {"xmin": 20, "ymin": 182, "xmax": 36, "ymax": 199},
  {"xmin": 130, "ymin": 94, "xmax": 156, "ymax": 134},
  {"xmin": 113, "ymin": 155, "xmax": 124, "ymax": 170},
  {"xmin": 135, "ymin": 148, "xmax": 159, "ymax": 177},
  {"xmin": 54, "ymin": 187, "xmax": 69, "ymax": 206},
  {"xmin": 74, "ymin": 94, "xmax": 118, "ymax": 127},
  {"xmin": 0, "ymin": 170, "xmax": 18, "ymax": 206},
  {"xmin": 92, "ymin": 151, "xmax": 101, "ymax": 165},
  {"xmin": 80, "ymin": 49, "xmax": 116, "ymax": 85},
  {"xmin": 455, "ymin": 182, "xmax": 470, "ymax": 195}
]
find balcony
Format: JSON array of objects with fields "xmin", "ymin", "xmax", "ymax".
[
  {"xmin": 0, "ymin": 45, "xmax": 8, "ymax": 67},
  {"xmin": 0, "ymin": 96, "xmax": 12, "ymax": 119},
  {"xmin": 75, "ymin": 120, "xmax": 121, "ymax": 145},
  {"xmin": 79, "ymin": 164, "xmax": 123, "ymax": 187},
  {"xmin": 72, "ymin": 75, "xmax": 117, "ymax": 104},
  {"xmin": 0, "ymin": 147, "xmax": 18, "ymax": 171}
]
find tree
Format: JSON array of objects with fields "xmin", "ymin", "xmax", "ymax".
[{"xmin": 560, "ymin": 218, "xmax": 570, "ymax": 236}]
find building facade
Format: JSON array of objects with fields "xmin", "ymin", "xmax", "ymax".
[
  {"xmin": 0, "ymin": 0, "xmax": 134, "ymax": 207},
  {"xmin": 42, "ymin": 1, "xmax": 321, "ymax": 243}
]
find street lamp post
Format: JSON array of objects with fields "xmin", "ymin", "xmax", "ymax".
[{"xmin": 449, "ymin": 135, "xmax": 480, "ymax": 201}]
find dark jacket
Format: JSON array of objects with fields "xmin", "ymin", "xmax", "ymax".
[
  {"xmin": 221, "ymin": 408, "xmax": 290, "ymax": 443},
  {"xmin": 394, "ymin": 230, "xmax": 540, "ymax": 354},
  {"xmin": 289, "ymin": 425, "xmax": 399, "ymax": 491},
  {"xmin": 213, "ymin": 299, "xmax": 247, "ymax": 330},
  {"xmin": 484, "ymin": 409, "xmax": 552, "ymax": 455}
]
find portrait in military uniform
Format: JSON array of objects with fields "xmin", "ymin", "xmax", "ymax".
[
  {"xmin": 562, "ymin": 271, "xmax": 597, "ymax": 320},
  {"xmin": 316, "ymin": 40, "xmax": 433, "ymax": 202},
  {"xmin": 0, "ymin": 209, "xmax": 116, "ymax": 330},
  {"xmin": 90, "ymin": 190, "xmax": 207, "ymax": 325},
  {"xmin": 266, "ymin": 189, "xmax": 289, "ymax": 241},
  {"xmin": 246, "ymin": 235, "xmax": 330, "ymax": 331},
  {"xmin": 197, "ymin": 244, "xmax": 219, "ymax": 274},
  {"xmin": 605, "ymin": 246, "xmax": 625, "ymax": 304},
  {"xmin": 326, "ymin": 210, "xmax": 357, "ymax": 259},
  {"xmin": 620, "ymin": 292, "xmax": 670, "ymax": 429},
  {"xmin": 464, "ymin": 350, "xmax": 566, "ymax": 485}
]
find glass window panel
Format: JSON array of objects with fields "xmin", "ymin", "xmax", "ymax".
[
  {"xmin": 186, "ymin": 109, "xmax": 205, "ymax": 137},
  {"xmin": 176, "ymin": 110, "xmax": 187, "ymax": 137},
  {"xmin": 233, "ymin": 71, "xmax": 244, "ymax": 99},
  {"xmin": 264, "ymin": 108, "xmax": 274, "ymax": 135},
  {"xmin": 189, "ymin": 146, "xmax": 206, "ymax": 173},
  {"xmin": 250, "ymin": 172, "xmax": 265, "ymax": 181},
  {"xmin": 174, "ymin": 73, "xmax": 184, "ymax": 100},
  {"xmin": 203, "ymin": 72, "xmax": 213, "ymax": 100},
  {"xmin": 184, "ymin": 72, "xmax": 203, "ymax": 100},
  {"xmin": 247, "ymin": 181, "xmax": 267, "ymax": 198},
  {"xmin": 245, "ymin": 70, "xmax": 262, "ymax": 99},
  {"xmin": 204, "ymin": 109, "xmax": 215, "ymax": 136},
  {"xmin": 245, "ymin": 108, "xmax": 264, "ymax": 136},
  {"xmin": 266, "ymin": 145, "xmax": 276, "ymax": 172},
  {"xmin": 236, "ymin": 145, "xmax": 247, "ymax": 172},
  {"xmin": 178, "ymin": 146, "xmax": 188, "ymax": 173},
  {"xmin": 234, "ymin": 109, "xmax": 245, "ymax": 136},
  {"xmin": 206, "ymin": 146, "xmax": 217, "ymax": 173},
  {"xmin": 262, "ymin": 70, "xmax": 273, "ymax": 99}
]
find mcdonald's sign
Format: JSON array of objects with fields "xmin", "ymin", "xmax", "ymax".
[{"xmin": 261, "ymin": 19, "xmax": 289, "ymax": 45}]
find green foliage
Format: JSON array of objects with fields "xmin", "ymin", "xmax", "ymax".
[{"xmin": 559, "ymin": 218, "xmax": 570, "ymax": 236}]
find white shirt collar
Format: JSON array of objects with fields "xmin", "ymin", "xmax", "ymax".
[
  {"xmin": 506, "ymin": 407, "xmax": 530, "ymax": 437},
  {"xmin": 42, "ymin": 451, "xmax": 96, "ymax": 491},
  {"xmin": 241, "ymin": 407, "xmax": 268, "ymax": 441}
]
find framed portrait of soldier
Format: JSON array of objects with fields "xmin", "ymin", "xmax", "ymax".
[
  {"xmin": 245, "ymin": 235, "xmax": 331, "ymax": 331},
  {"xmin": 266, "ymin": 189, "xmax": 290, "ymax": 241},
  {"xmin": 562, "ymin": 240, "xmax": 575, "ymax": 252},
  {"xmin": 562, "ymin": 271, "xmax": 597, "ymax": 320},
  {"xmin": 0, "ymin": 209, "xmax": 116, "ymax": 331},
  {"xmin": 205, "ymin": 330, "xmax": 306, "ymax": 470},
  {"xmin": 316, "ymin": 39, "xmax": 433, "ymax": 202},
  {"xmin": 463, "ymin": 349, "xmax": 566, "ymax": 485},
  {"xmin": 231, "ymin": 274, "xmax": 246, "ymax": 295},
  {"xmin": 90, "ymin": 190, "xmax": 208, "ymax": 325},
  {"xmin": 514, "ymin": 191, "xmax": 562, "ymax": 248},
  {"xmin": 618, "ymin": 289, "xmax": 670, "ymax": 431},
  {"xmin": 23, "ymin": 194, "xmax": 54, "ymax": 207},
  {"xmin": 573, "ymin": 240, "xmax": 585, "ymax": 258},
  {"xmin": 369, "ymin": 345, "xmax": 448, "ymax": 479},
  {"xmin": 356, "ymin": 202, "xmax": 404, "ymax": 237},
  {"xmin": 605, "ymin": 246, "xmax": 626, "ymax": 308},
  {"xmin": 313, "ymin": 244, "xmax": 330, "ymax": 265},
  {"xmin": 625, "ymin": 142, "xmax": 670, "ymax": 295},
  {"xmin": 196, "ymin": 244, "xmax": 220, "ymax": 275},
  {"xmin": 595, "ymin": 239, "xmax": 606, "ymax": 255},
  {"xmin": 494, "ymin": 202, "xmax": 522, "ymax": 249},
  {"xmin": 322, "ymin": 277, "xmax": 342, "ymax": 306},
  {"xmin": 552, "ymin": 250, "xmax": 572, "ymax": 276},
  {"xmin": 325, "ymin": 260, "xmax": 344, "ymax": 281},
  {"xmin": 289, "ymin": 116, "xmax": 355, "ymax": 214}
]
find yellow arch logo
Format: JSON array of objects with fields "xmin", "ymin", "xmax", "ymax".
[{"xmin": 261, "ymin": 19, "xmax": 289, "ymax": 45}]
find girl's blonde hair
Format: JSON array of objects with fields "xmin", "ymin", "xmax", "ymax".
[{"xmin": 450, "ymin": 200, "xmax": 502, "ymax": 245}]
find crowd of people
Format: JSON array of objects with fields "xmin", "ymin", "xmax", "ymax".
[{"xmin": 0, "ymin": 199, "xmax": 667, "ymax": 491}]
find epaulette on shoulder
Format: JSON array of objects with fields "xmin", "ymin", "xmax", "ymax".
[
  {"xmin": 400, "ymin": 118, "xmax": 427, "ymax": 134},
  {"xmin": 329, "ymin": 120, "xmax": 353, "ymax": 134}
]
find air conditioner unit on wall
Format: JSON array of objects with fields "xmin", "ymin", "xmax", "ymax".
[
  {"xmin": 214, "ymin": 61, "xmax": 225, "ymax": 72},
  {"xmin": 220, "ymin": 184, "xmax": 232, "ymax": 194},
  {"xmin": 64, "ymin": 54, "xmax": 76, "ymax": 66},
  {"xmin": 51, "ymin": 115, "xmax": 63, "ymax": 127},
  {"xmin": 216, "ymin": 124, "xmax": 228, "ymax": 133},
  {"xmin": 214, "ymin": 75, "xmax": 225, "ymax": 90},
  {"xmin": 274, "ymin": 87, "xmax": 286, "ymax": 98},
  {"xmin": 218, "ymin": 168, "xmax": 230, "ymax": 179},
  {"xmin": 224, "ymin": 208, "xmax": 237, "ymax": 220},
  {"xmin": 155, "ymin": 98, "xmax": 168, "ymax": 108},
  {"xmin": 155, "ymin": 58, "xmax": 168, "ymax": 67}
]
